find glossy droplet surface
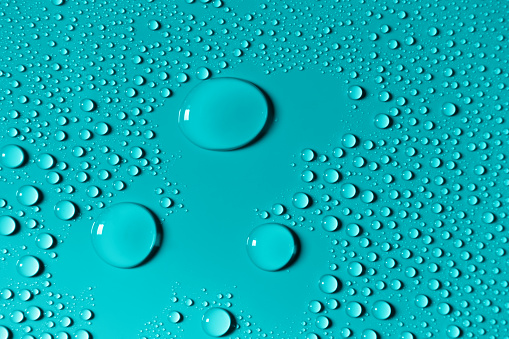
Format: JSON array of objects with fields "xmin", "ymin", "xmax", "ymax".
[
  {"xmin": 319, "ymin": 275, "xmax": 340, "ymax": 293},
  {"xmin": 91, "ymin": 203, "xmax": 160, "ymax": 268},
  {"xmin": 16, "ymin": 255, "xmax": 41, "ymax": 277},
  {"xmin": 54, "ymin": 200, "xmax": 77, "ymax": 220},
  {"xmin": 0, "ymin": 216, "xmax": 18, "ymax": 236},
  {"xmin": 201, "ymin": 308, "xmax": 233, "ymax": 337},
  {"xmin": 16, "ymin": 185, "xmax": 41, "ymax": 206},
  {"xmin": 246, "ymin": 223, "xmax": 297, "ymax": 271},
  {"xmin": 0, "ymin": 325, "xmax": 9, "ymax": 339},
  {"xmin": 372, "ymin": 300, "xmax": 392, "ymax": 320},
  {"xmin": 0, "ymin": 144, "xmax": 26, "ymax": 168},
  {"xmin": 178, "ymin": 78, "xmax": 269, "ymax": 151}
]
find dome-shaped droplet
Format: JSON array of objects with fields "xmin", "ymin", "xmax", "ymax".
[
  {"xmin": 246, "ymin": 223, "xmax": 298, "ymax": 271},
  {"xmin": 91, "ymin": 203, "xmax": 161, "ymax": 268},
  {"xmin": 371, "ymin": 300, "xmax": 392, "ymax": 320},
  {"xmin": 292, "ymin": 192, "xmax": 311, "ymax": 209},
  {"xmin": 348, "ymin": 85, "xmax": 364, "ymax": 100},
  {"xmin": 80, "ymin": 99, "xmax": 96, "ymax": 112},
  {"xmin": 442, "ymin": 102, "xmax": 457, "ymax": 116},
  {"xmin": 178, "ymin": 78, "xmax": 269, "ymax": 151},
  {"xmin": 0, "ymin": 216, "xmax": 18, "ymax": 236},
  {"xmin": 319, "ymin": 275, "xmax": 340, "ymax": 293},
  {"xmin": 201, "ymin": 308, "xmax": 233, "ymax": 337},
  {"xmin": 54, "ymin": 200, "xmax": 77, "ymax": 220},
  {"xmin": 16, "ymin": 185, "xmax": 41, "ymax": 206},
  {"xmin": 0, "ymin": 144, "xmax": 27, "ymax": 168},
  {"xmin": 16, "ymin": 255, "xmax": 41, "ymax": 277}
]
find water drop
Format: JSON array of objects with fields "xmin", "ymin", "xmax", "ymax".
[
  {"xmin": 91, "ymin": 203, "xmax": 161, "ymax": 268},
  {"xmin": 246, "ymin": 223, "xmax": 298, "ymax": 271},
  {"xmin": 0, "ymin": 144, "xmax": 26, "ymax": 168},
  {"xmin": 16, "ymin": 185, "xmax": 41, "ymax": 206},
  {"xmin": 201, "ymin": 308, "xmax": 234, "ymax": 337},
  {"xmin": 0, "ymin": 216, "xmax": 18, "ymax": 236},
  {"xmin": 54, "ymin": 200, "xmax": 77, "ymax": 220},
  {"xmin": 16, "ymin": 255, "xmax": 41, "ymax": 277},
  {"xmin": 178, "ymin": 78, "xmax": 270, "ymax": 151}
]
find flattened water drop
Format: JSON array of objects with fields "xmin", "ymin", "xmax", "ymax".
[
  {"xmin": 91, "ymin": 203, "xmax": 161, "ymax": 268},
  {"xmin": 178, "ymin": 78, "xmax": 270, "ymax": 151},
  {"xmin": 246, "ymin": 223, "xmax": 298, "ymax": 271}
]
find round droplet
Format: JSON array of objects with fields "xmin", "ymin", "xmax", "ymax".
[
  {"xmin": 246, "ymin": 223, "xmax": 297, "ymax": 271},
  {"xmin": 168, "ymin": 311, "xmax": 182, "ymax": 323},
  {"xmin": 323, "ymin": 169, "xmax": 341, "ymax": 183},
  {"xmin": 148, "ymin": 20, "xmax": 161, "ymax": 30},
  {"xmin": 16, "ymin": 185, "xmax": 41, "ymax": 206},
  {"xmin": 362, "ymin": 329, "xmax": 378, "ymax": 339},
  {"xmin": 80, "ymin": 99, "xmax": 96, "ymax": 112},
  {"xmin": 292, "ymin": 192, "xmax": 311, "ymax": 209},
  {"xmin": 201, "ymin": 308, "xmax": 233, "ymax": 337},
  {"xmin": 26, "ymin": 306, "xmax": 42, "ymax": 321},
  {"xmin": 91, "ymin": 203, "xmax": 160, "ymax": 268},
  {"xmin": 446, "ymin": 325, "xmax": 461, "ymax": 338},
  {"xmin": 442, "ymin": 102, "xmax": 457, "ymax": 116},
  {"xmin": 348, "ymin": 85, "xmax": 364, "ymax": 100},
  {"xmin": 341, "ymin": 183, "xmax": 358, "ymax": 199},
  {"xmin": 348, "ymin": 261, "xmax": 364, "ymax": 276},
  {"xmin": 371, "ymin": 300, "xmax": 392, "ymax": 320},
  {"xmin": 374, "ymin": 114, "xmax": 391, "ymax": 129},
  {"xmin": 360, "ymin": 190, "xmax": 376, "ymax": 203},
  {"xmin": 36, "ymin": 153, "xmax": 56, "ymax": 169},
  {"xmin": 36, "ymin": 233, "xmax": 55, "ymax": 249},
  {"xmin": 415, "ymin": 294, "xmax": 430, "ymax": 308},
  {"xmin": 178, "ymin": 78, "xmax": 269, "ymax": 151},
  {"xmin": 0, "ymin": 216, "xmax": 18, "ymax": 236},
  {"xmin": 196, "ymin": 67, "xmax": 211, "ymax": 80},
  {"xmin": 342, "ymin": 134, "xmax": 358, "ymax": 148},
  {"xmin": 0, "ymin": 144, "xmax": 26, "ymax": 168},
  {"xmin": 0, "ymin": 325, "xmax": 10, "ymax": 339},
  {"xmin": 16, "ymin": 255, "xmax": 41, "ymax": 277},
  {"xmin": 54, "ymin": 200, "xmax": 77, "ymax": 220},
  {"xmin": 319, "ymin": 275, "xmax": 340, "ymax": 293},
  {"xmin": 346, "ymin": 301, "xmax": 363, "ymax": 318},
  {"xmin": 322, "ymin": 216, "xmax": 340, "ymax": 232}
]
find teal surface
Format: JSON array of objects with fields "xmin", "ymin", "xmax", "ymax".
[{"xmin": 0, "ymin": 0, "xmax": 508, "ymax": 338}]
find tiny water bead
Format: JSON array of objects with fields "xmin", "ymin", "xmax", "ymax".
[
  {"xmin": 292, "ymin": 192, "xmax": 311, "ymax": 209},
  {"xmin": 178, "ymin": 78, "xmax": 270, "ymax": 151},
  {"xmin": 319, "ymin": 275, "xmax": 340, "ymax": 293},
  {"xmin": 371, "ymin": 300, "xmax": 392, "ymax": 320},
  {"xmin": 0, "ymin": 216, "xmax": 18, "ymax": 236},
  {"xmin": 347, "ymin": 85, "xmax": 364, "ymax": 100},
  {"xmin": 442, "ymin": 102, "xmax": 457, "ymax": 116},
  {"xmin": 91, "ymin": 203, "xmax": 161, "ymax": 268},
  {"xmin": 0, "ymin": 144, "xmax": 26, "ymax": 168},
  {"xmin": 246, "ymin": 223, "xmax": 298, "ymax": 271},
  {"xmin": 201, "ymin": 308, "xmax": 233, "ymax": 337},
  {"xmin": 16, "ymin": 185, "xmax": 41, "ymax": 206},
  {"xmin": 54, "ymin": 200, "xmax": 78, "ymax": 220},
  {"xmin": 16, "ymin": 255, "xmax": 42, "ymax": 277}
]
